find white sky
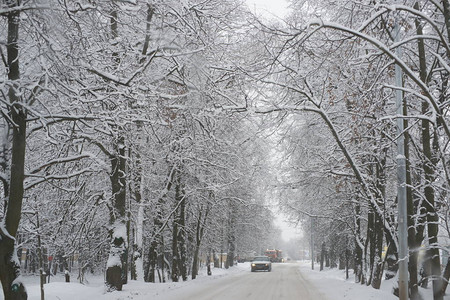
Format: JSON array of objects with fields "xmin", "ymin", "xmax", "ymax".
[
  {"xmin": 275, "ymin": 214, "xmax": 303, "ymax": 242},
  {"xmin": 245, "ymin": 0, "xmax": 290, "ymax": 19}
]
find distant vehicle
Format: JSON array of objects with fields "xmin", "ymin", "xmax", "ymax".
[
  {"xmin": 251, "ymin": 256, "xmax": 272, "ymax": 272},
  {"xmin": 265, "ymin": 249, "xmax": 284, "ymax": 262}
]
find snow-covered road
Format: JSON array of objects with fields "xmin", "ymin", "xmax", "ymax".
[{"xmin": 161, "ymin": 262, "xmax": 328, "ymax": 300}]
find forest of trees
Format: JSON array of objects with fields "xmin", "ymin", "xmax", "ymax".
[{"xmin": 0, "ymin": 0, "xmax": 449, "ymax": 300}]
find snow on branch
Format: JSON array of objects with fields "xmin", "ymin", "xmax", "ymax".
[
  {"xmin": 306, "ymin": 20, "xmax": 450, "ymax": 140},
  {"xmin": 149, "ymin": 193, "xmax": 188, "ymax": 241},
  {"xmin": 84, "ymin": 47, "xmax": 203, "ymax": 87},
  {"xmin": 77, "ymin": 134, "xmax": 113, "ymax": 158},
  {"xmin": 432, "ymin": 52, "xmax": 450, "ymax": 74},
  {"xmin": 28, "ymin": 154, "xmax": 92, "ymax": 175},
  {"xmin": 29, "ymin": 114, "xmax": 99, "ymax": 123},
  {"xmin": 24, "ymin": 168, "xmax": 95, "ymax": 190},
  {"xmin": 84, "ymin": 50, "xmax": 158, "ymax": 86},
  {"xmin": 357, "ymin": 9, "xmax": 387, "ymax": 32},
  {"xmin": 390, "ymin": 35, "xmax": 444, "ymax": 50},
  {"xmin": 85, "ymin": 65, "xmax": 129, "ymax": 86},
  {"xmin": 0, "ymin": 4, "xmax": 50, "ymax": 16},
  {"xmin": 378, "ymin": 4, "xmax": 450, "ymax": 55}
]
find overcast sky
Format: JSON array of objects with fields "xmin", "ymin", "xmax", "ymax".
[
  {"xmin": 274, "ymin": 214, "xmax": 303, "ymax": 242},
  {"xmin": 245, "ymin": 0, "xmax": 289, "ymax": 18}
]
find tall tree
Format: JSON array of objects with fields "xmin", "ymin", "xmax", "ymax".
[{"xmin": 0, "ymin": 1, "xmax": 28, "ymax": 298}]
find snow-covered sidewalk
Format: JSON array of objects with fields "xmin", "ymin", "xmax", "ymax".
[{"xmin": 298, "ymin": 260, "xmax": 449, "ymax": 300}]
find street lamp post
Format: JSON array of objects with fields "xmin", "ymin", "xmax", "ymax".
[
  {"xmin": 394, "ymin": 18, "xmax": 409, "ymax": 300},
  {"xmin": 311, "ymin": 216, "xmax": 314, "ymax": 270}
]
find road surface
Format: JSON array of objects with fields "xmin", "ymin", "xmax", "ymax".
[{"xmin": 162, "ymin": 262, "xmax": 328, "ymax": 300}]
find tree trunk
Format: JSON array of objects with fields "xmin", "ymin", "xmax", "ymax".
[
  {"xmin": 426, "ymin": 205, "xmax": 443, "ymax": 300},
  {"xmin": 354, "ymin": 200, "xmax": 363, "ymax": 284},
  {"xmin": 192, "ymin": 207, "xmax": 208, "ymax": 280},
  {"xmin": 417, "ymin": 31, "xmax": 443, "ymax": 300},
  {"xmin": 130, "ymin": 148, "xmax": 143, "ymax": 281},
  {"xmin": 213, "ymin": 250, "xmax": 219, "ymax": 268},
  {"xmin": 370, "ymin": 206, "xmax": 384, "ymax": 288},
  {"xmin": 105, "ymin": 136, "xmax": 127, "ymax": 291},
  {"xmin": 0, "ymin": 233, "xmax": 27, "ymax": 300},
  {"xmin": 366, "ymin": 203, "xmax": 375, "ymax": 286},
  {"xmin": 339, "ymin": 253, "xmax": 345, "ymax": 270},
  {"xmin": 320, "ymin": 242, "xmax": 325, "ymax": 271},
  {"xmin": 171, "ymin": 214, "xmax": 179, "ymax": 282},
  {"xmin": 443, "ymin": 0, "xmax": 450, "ymax": 50},
  {"xmin": 103, "ymin": 2, "xmax": 129, "ymax": 290},
  {"xmin": 384, "ymin": 236, "xmax": 398, "ymax": 280},
  {"xmin": 406, "ymin": 150, "xmax": 421, "ymax": 300},
  {"xmin": 36, "ymin": 213, "xmax": 44, "ymax": 300},
  {"xmin": 411, "ymin": 3, "xmax": 444, "ymax": 298},
  {"xmin": 145, "ymin": 167, "xmax": 175, "ymax": 283},
  {"xmin": 131, "ymin": 1, "xmax": 154, "ymax": 280},
  {"xmin": 146, "ymin": 241, "xmax": 157, "ymax": 283},
  {"xmin": 145, "ymin": 198, "xmax": 164, "ymax": 283},
  {"xmin": 370, "ymin": 205, "xmax": 384, "ymax": 289},
  {"xmin": 226, "ymin": 202, "xmax": 237, "ymax": 269},
  {"xmin": 0, "ymin": 6, "xmax": 28, "ymax": 300},
  {"xmin": 420, "ymin": 249, "xmax": 432, "ymax": 288},
  {"xmin": 403, "ymin": 78, "xmax": 420, "ymax": 298},
  {"xmin": 345, "ymin": 248, "xmax": 349, "ymax": 280},
  {"xmin": 207, "ymin": 250, "xmax": 212, "ymax": 276},
  {"xmin": 371, "ymin": 139, "xmax": 387, "ymax": 289},
  {"xmin": 441, "ymin": 258, "xmax": 450, "ymax": 295},
  {"xmin": 365, "ymin": 161, "xmax": 377, "ymax": 286},
  {"xmin": 130, "ymin": 238, "xmax": 138, "ymax": 281},
  {"xmin": 160, "ymin": 236, "xmax": 166, "ymax": 283},
  {"xmin": 171, "ymin": 170, "xmax": 187, "ymax": 282},
  {"xmin": 192, "ymin": 245, "xmax": 200, "ymax": 280},
  {"xmin": 176, "ymin": 179, "xmax": 187, "ymax": 281},
  {"xmin": 171, "ymin": 179, "xmax": 181, "ymax": 282}
]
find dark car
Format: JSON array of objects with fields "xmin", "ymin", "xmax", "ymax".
[{"xmin": 251, "ymin": 256, "xmax": 272, "ymax": 272}]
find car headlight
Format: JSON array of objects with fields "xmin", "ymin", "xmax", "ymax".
[
  {"xmin": 265, "ymin": 264, "xmax": 268, "ymax": 267},
  {"xmin": 252, "ymin": 263, "xmax": 255, "ymax": 267}
]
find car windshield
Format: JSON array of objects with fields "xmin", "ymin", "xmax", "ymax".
[{"xmin": 253, "ymin": 256, "xmax": 270, "ymax": 261}]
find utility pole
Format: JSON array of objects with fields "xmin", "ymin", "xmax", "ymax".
[{"xmin": 394, "ymin": 18, "xmax": 409, "ymax": 300}]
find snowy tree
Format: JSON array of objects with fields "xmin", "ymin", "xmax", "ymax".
[{"xmin": 244, "ymin": 1, "xmax": 450, "ymax": 299}]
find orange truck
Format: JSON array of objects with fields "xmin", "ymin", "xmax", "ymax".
[{"xmin": 264, "ymin": 249, "xmax": 283, "ymax": 262}]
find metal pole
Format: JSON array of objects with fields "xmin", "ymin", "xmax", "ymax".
[
  {"xmin": 311, "ymin": 216, "xmax": 314, "ymax": 270},
  {"xmin": 394, "ymin": 18, "xmax": 409, "ymax": 300}
]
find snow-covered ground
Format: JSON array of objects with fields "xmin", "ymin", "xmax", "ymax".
[
  {"xmin": 1, "ymin": 261, "xmax": 449, "ymax": 299},
  {"xmin": 0, "ymin": 264, "xmax": 249, "ymax": 300},
  {"xmin": 298, "ymin": 261, "xmax": 450, "ymax": 300}
]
